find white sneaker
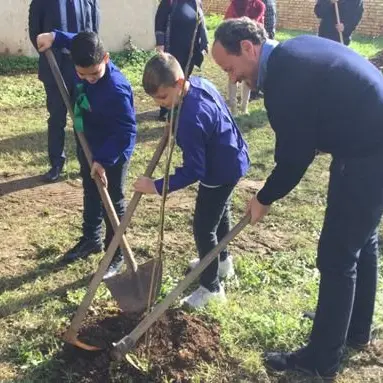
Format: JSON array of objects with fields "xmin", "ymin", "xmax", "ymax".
[
  {"xmin": 188, "ymin": 255, "xmax": 235, "ymax": 279},
  {"xmin": 180, "ymin": 284, "xmax": 226, "ymax": 309}
]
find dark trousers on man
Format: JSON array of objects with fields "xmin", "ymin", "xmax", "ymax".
[
  {"xmin": 307, "ymin": 151, "xmax": 383, "ymax": 372},
  {"xmin": 76, "ymin": 143, "xmax": 129, "ymax": 259},
  {"xmin": 43, "ymin": 54, "xmax": 75, "ymax": 168},
  {"xmin": 193, "ymin": 183, "xmax": 236, "ymax": 292}
]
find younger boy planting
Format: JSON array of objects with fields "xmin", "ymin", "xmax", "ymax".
[{"xmin": 134, "ymin": 53, "xmax": 250, "ymax": 308}]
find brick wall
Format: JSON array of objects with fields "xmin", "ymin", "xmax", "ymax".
[{"xmin": 203, "ymin": 0, "xmax": 383, "ymax": 37}]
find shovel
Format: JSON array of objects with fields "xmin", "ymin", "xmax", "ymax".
[
  {"xmin": 334, "ymin": 2, "xmax": 344, "ymax": 44},
  {"xmin": 111, "ymin": 213, "xmax": 251, "ymax": 360},
  {"xmin": 45, "ymin": 49, "xmax": 167, "ymax": 350}
]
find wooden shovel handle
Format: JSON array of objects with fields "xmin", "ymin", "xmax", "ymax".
[
  {"xmin": 64, "ymin": 133, "xmax": 167, "ymax": 340},
  {"xmin": 334, "ymin": 2, "xmax": 344, "ymax": 45},
  {"xmin": 112, "ymin": 213, "xmax": 251, "ymax": 359}
]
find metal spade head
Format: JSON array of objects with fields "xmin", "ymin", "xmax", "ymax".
[{"xmin": 104, "ymin": 258, "xmax": 163, "ymax": 314}]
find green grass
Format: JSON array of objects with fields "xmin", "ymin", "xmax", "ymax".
[{"xmin": 0, "ymin": 26, "xmax": 383, "ymax": 382}]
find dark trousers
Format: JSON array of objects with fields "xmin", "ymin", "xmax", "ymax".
[
  {"xmin": 77, "ymin": 143, "xmax": 128, "ymax": 257},
  {"xmin": 193, "ymin": 183, "xmax": 235, "ymax": 292},
  {"xmin": 308, "ymin": 152, "xmax": 383, "ymax": 371},
  {"xmin": 43, "ymin": 54, "xmax": 75, "ymax": 168}
]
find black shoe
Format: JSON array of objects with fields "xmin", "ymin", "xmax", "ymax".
[
  {"xmin": 63, "ymin": 237, "xmax": 103, "ymax": 262},
  {"xmin": 302, "ymin": 311, "xmax": 315, "ymax": 320},
  {"xmin": 249, "ymin": 90, "xmax": 264, "ymax": 101},
  {"xmin": 43, "ymin": 166, "xmax": 62, "ymax": 182},
  {"xmin": 103, "ymin": 254, "xmax": 124, "ymax": 279},
  {"xmin": 158, "ymin": 108, "xmax": 168, "ymax": 122},
  {"xmin": 347, "ymin": 338, "xmax": 371, "ymax": 351},
  {"xmin": 264, "ymin": 348, "xmax": 338, "ymax": 381}
]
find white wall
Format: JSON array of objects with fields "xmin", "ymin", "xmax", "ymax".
[
  {"xmin": 99, "ymin": 0, "xmax": 156, "ymax": 52},
  {"xmin": 0, "ymin": 0, "xmax": 157, "ymax": 56},
  {"xmin": 0, "ymin": 0, "xmax": 33, "ymax": 56}
]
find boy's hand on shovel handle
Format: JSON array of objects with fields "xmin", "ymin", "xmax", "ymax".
[
  {"xmin": 335, "ymin": 23, "xmax": 345, "ymax": 33},
  {"xmin": 91, "ymin": 161, "xmax": 108, "ymax": 188},
  {"xmin": 133, "ymin": 176, "xmax": 158, "ymax": 194},
  {"xmin": 37, "ymin": 32, "xmax": 56, "ymax": 53},
  {"xmin": 246, "ymin": 195, "xmax": 271, "ymax": 225}
]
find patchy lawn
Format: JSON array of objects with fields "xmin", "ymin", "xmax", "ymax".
[{"xmin": 0, "ymin": 23, "xmax": 383, "ymax": 382}]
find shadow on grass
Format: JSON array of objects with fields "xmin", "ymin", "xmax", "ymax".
[
  {"xmin": 0, "ymin": 256, "xmax": 70, "ymax": 296},
  {"xmin": 0, "ymin": 274, "xmax": 91, "ymax": 319},
  {"xmin": 0, "ymin": 131, "xmax": 47, "ymax": 155},
  {"xmin": 0, "ymin": 175, "xmax": 46, "ymax": 196},
  {"xmin": 0, "ymin": 118, "xmax": 165, "ymax": 166}
]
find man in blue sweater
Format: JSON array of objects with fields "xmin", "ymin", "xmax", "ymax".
[
  {"xmin": 134, "ymin": 53, "xmax": 250, "ymax": 309},
  {"xmin": 29, "ymin": 0, "xmax": 100, "ymax": 182},
  {"xmin": 212, "ymin": 17, "xmax": 383, "ymax": 379},
  {"xmin": 36, "ymin": 31, "xmax": 137, "ymax": 278}
]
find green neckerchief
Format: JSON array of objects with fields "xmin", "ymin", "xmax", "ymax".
[{"xmin": 74, "ymin": 83, "xmax": 91, "ymax": 133}]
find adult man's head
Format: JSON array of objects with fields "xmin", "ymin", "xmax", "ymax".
[{"xmin": 212, "ymin": 17, "xmax": 267, "ymax": 89}]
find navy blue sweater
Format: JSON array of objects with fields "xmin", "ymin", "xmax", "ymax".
[
  {"xmin": 154, "ymin": 77, "xmax": 250, "ymax": 194},
  {"xmin": 258, "ymin": 35, "xmax": 383, "ymax": 206},
  {"xmin": 53, "ymin": 31, "xmax": 137, "ymax": 167}
]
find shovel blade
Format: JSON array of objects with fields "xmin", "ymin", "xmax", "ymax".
[{"xmin": 104, "ymin": 259, "xmax": 162, "ymax": 314}]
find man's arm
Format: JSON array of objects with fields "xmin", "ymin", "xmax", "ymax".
[
  {"xmin": 253, "ymin": 0, "xmax": 266, "ymax": 23},
  {"xmin": 155, "ymin": 0, "xmax": 171, "ymax": 48},
  {"xmin": 257, "ymin": 101, "xmax": 317, "ymax": 206},
  {"xmin": 29, "ymin": 0, "xmax": 44, "ymax": 51},
  {"xmin": 198, "ymin": 7, "xmax": 209, "ymax": 53},
  {"xmin": 342, "ymin": 0, "xmax": 364, "ymax": 37},
  {"xmin": 91, "ymin": 0, "xmax": 101, "ymax": 33}
]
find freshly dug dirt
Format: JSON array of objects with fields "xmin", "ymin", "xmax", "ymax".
[{"xmin": 59, "ymin": 308, "xmax": 223, "ymax": 382}]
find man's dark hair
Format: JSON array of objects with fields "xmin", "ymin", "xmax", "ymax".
[
  {"xmin": 142, "ymin": 53, "xmax": 183, "ymax": 95},
  {"xmin": 214, "ymin": 17, "xmax": 268, "ymax": 55},
  {"xmin": 71, "ymin": 32, "xmax": 106, "ymax": 67}
]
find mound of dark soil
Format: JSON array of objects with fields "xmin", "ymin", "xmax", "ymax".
[{"xmin": 59, "ymin": 308, "xmax": 222, "ymax": 382}]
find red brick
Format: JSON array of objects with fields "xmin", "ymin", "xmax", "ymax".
[{"xmin": 203, "ymin": 0, "xmax": 383, "ymax": 36}]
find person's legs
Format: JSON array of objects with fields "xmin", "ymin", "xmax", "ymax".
[
  {"xmin": 103, "ymin": 157, "xmax": 129, "ymax": 278},
  {"xmin": 228, "ymin": 79, "xmax": 238, "ymax": 115},
  {"xmin": 43, "ymin": 81, "xmax": 67, "ymax": 176},
  {"xmin": 347, "ymin": 228, "xmax": 379, "ymax": 347},
  {"xmin": 188, "ymin": 193, "xmax": 235, "ymax": 278},
  {"xmin": 181, "ymin": 184, "xmax": 236, "ymax": 309},
  {"xmin": 241, "ymin": 82, "xmax": 251, "ymax": 114},
  {"xmin": 266, "ymin": 152, "xmax": 383, "ymax": 377},
  {"xmin": 63, "ymin": 141, "xmax": 103, "ymax": 262}
]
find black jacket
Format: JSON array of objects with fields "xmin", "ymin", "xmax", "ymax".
[
  {"xmin": 28, "ymin": 0, "xmax": 100, "ymax": 82},
  {"xmin": 155, "ymin": 0, "xmax": 208, "ymax": 69},
  {"xmin": 314, "ymin": 0, "xmax": 363, "ymax": 45}
]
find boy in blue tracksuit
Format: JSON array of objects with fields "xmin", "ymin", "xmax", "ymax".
[
  {"xmin": 36, "ymin": 30, "xmax": 136, "ymax": 278},
  {"xmin": 134, "ymin": 53, "xmax": 250, "ymax": 309}
]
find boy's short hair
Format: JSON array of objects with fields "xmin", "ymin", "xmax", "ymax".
[
  {"xmin": 71, "ymin": 32, "xmax": 106, "ymax": 67},
  {"xmin": 142, "ymin": 53, "xmax": 184, "ymax": 95}
]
